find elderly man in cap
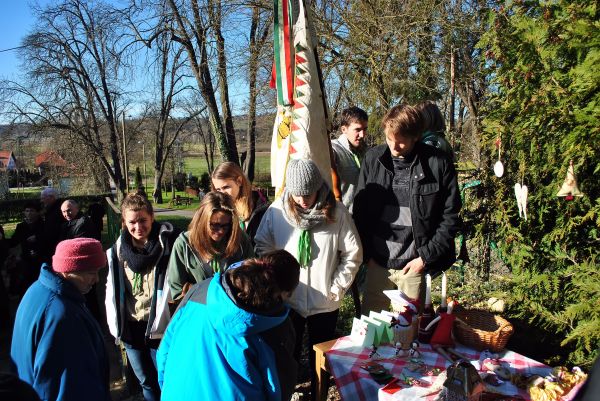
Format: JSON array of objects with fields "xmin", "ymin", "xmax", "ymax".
[{"xmin": 11, "ymin": 238, "xmax": 110, "ymax": 401}]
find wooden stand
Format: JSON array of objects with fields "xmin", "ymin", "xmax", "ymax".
[{"xmin": 313, "ymin": 339, "xmax": 337, "ymax": 401}]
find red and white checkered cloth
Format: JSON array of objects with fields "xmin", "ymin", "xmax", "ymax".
[{"xmin": 326, "ymin": 336, "xmax": 553, "ymax": 401}]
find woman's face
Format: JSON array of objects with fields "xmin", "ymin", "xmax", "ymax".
[
  {"xmin": 212, "ymin": 177, "xmax": 242, "ymax": 200},
  {"xmin": 123, "ymin": 209, "xmax": 154, "ymax": 244},
  {"xmin": 292, "ymin": 192, "xmax": 318, "ymax": 210},
  {"xmin": 208, "ymin": 211, "xmax": 232, "ymax": 243}
]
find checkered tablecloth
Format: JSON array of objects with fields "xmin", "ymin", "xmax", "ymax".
[{"xmin": 326, "ymin": 336, "xmax": 552, "ymax": 401}]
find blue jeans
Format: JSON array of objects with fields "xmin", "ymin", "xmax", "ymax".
[{"xmin": 124, "ymin": 343, "xmax": 160, "ymax": 401}]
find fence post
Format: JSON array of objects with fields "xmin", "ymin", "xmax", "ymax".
[{"xmin": 104, "ymin": 197, "xmax": 122, "ymax": 245}]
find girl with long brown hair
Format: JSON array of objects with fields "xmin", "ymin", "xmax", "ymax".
[
  {"xmin": 167, "ymin": 191, "xmax": 254, "ymax": 301},
  {"xmin": 211, "ymin": 162, "xmax": 270, "ymax": 243}
]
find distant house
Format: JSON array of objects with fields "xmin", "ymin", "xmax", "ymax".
[
  {"xmin": 0, "ymin": 150, "xmax": 17, "ymax": 171},
  {"xmin": 35, "ymin": 151, "xmax": 67, "ymax": 175}
]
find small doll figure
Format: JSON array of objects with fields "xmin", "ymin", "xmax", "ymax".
[
  {"xmin": 409, "ymin": 341, "xmax": 421, "ymax": 358},
  {"xmin": 394, "ymin": 342, "xmax": 407, "ymax": 357},
  {"xmin": 369, "ymin": 345, "xmax": 382, "ymax": 360}
]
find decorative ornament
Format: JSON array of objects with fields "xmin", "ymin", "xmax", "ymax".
[
  {"xmin": 493, "ymin": 137, "xmax": 504, "ymax": 177},
  {"xmin": 557, "ymin": 160, "xmax": 583, "ymax": 200},
  {"xmin": 514, "ymin": 183, "xmax": 528, "ymax": 220}
]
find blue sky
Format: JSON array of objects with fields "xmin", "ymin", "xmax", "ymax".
[
  {"xmin": 0, "ymin": 1, "xmax": 57, "ymax": 81},
  {"xmin": 0, "ymin": 2, "xmax": 38, "ymax": 81},
  {"xmin": 0, "ymin": 1, "xmax": 265, "ymax": 119}
]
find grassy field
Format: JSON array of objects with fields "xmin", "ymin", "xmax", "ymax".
[{"xmin": 178, "ymin": 152, "xmax": 272, "ymax": 185}]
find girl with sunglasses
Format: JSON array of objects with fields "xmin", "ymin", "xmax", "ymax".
[{"xmin": 167, "ymin": 191, "xmax": 254, "ymax": 301}]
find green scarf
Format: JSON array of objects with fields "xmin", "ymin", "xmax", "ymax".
[
  {"xmin": 298, "ymin": 229, "xmax": 311, "ymax": 268},
  {"xmin": 210, "ymin": 258, "xmax": 220, "ymax": 274}
]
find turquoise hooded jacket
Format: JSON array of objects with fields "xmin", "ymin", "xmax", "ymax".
[{"xmin": 157, "ymin": 272, "xmax": 293, "ymax": 401}]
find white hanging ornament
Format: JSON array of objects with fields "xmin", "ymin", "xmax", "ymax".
[
  {"xmin": 493, "ymin": 137, "xmax": 504, "ymax": 178},
  {"xmin": 514, "ymin": 183, "xmax": 528, "ymax": 220},
  {"xmin": 557, "ymin": 160, "xmax": 583, "ymax": 200}
]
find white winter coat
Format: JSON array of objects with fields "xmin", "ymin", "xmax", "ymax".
[{"xmin": 254, "ymin": 199, "xmax": 362, "ymax": 317}]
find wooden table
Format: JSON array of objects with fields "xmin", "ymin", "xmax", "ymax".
[{"xmin": 313, "ymin": 339, "xmax": 337, "ymax": 401}]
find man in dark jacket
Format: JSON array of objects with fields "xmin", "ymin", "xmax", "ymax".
[
  {"xmin": 11, "ymin": 238, "xmax": 110, "ymax": 401},
  {"xmin": 353, "ymin": 104, "xmax": 461, "ymax": 312},
  {"xmin": 59, "ymin": 199, "xmax": 96, "ymax": 241},
  {"xmin": 6, "ymin": 202, "xmax": 45, "ymax": 296}
]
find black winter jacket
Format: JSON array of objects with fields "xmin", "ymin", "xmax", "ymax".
[{"xmin": 353, "ymin": 143, "xmax": 461, "ymax": 275}]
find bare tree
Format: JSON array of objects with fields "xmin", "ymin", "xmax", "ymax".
[
  {"xmin": 243, "ymin": 2, "xmax": 272, "ymax": 181},
  {"xmin": 2, "ymin": 0, "xmax": 132, "ymax": 198},
  {"xmin": 142, "ymin": 29, "xmax": 204, "ymax": 203},
  {"xmin": 165, "ymin": 0, "xmax": 239, "ymax": 164}
]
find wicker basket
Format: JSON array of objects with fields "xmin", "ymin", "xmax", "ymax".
[{"xmin": 453, "ymin": 309, "xmax": 514, "ymax": 352}]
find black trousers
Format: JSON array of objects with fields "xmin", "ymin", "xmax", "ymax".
[{"xmin": 290, "ymin": 309, "xmax": 339, "ymax": 400}]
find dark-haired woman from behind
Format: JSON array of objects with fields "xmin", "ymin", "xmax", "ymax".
[{"xmin": 157, "ymin": 250, "xmax": 300, "ymax": 401}]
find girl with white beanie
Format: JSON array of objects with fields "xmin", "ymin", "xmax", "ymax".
[{"xmin": 254, "ymin": 158, "xmax": 362, "ymax": 397}]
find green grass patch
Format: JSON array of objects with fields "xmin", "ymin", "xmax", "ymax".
[{"xmin": 155, "ymin": 215, "xmax": 192, "ymax": 232}]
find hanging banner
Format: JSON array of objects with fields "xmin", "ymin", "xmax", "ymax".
[{"xmin": 271, "ymin": 0, "xmax": 332, "ymax": 197}]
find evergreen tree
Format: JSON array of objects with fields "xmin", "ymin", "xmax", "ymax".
[{"xmin": 479, "ymin": 0, "xmax": 599, "ymax": 367}]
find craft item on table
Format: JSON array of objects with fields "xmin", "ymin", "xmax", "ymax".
[
  {"xmin": 481, "ymin": 358, "xmax": 512, "ymax": 381},
  {"xmin": 383, "ymin": 288, "xmax": 415, "ymax": 310},
  {"xmin": 350, "ymin": 317, "xmax": 375, "ymax": 347},
  {"xmin": 399, "ymin": 368, "xmax": 424, "ymax": 387},
  {"xmin": 493, "ymin": 137, "xmax": 504, "ymax": 178},
  {"xmin": 389, "ymin": 299, "xmax": 419, "ymax": 353},
  {"xmin": 409, "ymin": 340, "xmax": 421, "ymax": 358},
  {"xmin": 556, "ymin": 160, "xmax": 583, "ymax": 200},
  {"xmin": 360, "ymin": 361, "xmax": 394, "ymax": 384},
  {"xmin": 362, "ymin": 315, "xmax": 388, "ymax": 346},
  {"xmin": 369, "ymin": 311, "xmax": 394, "ymax": 344},
  {"xmin": 418, "ymin": 274, "xmax": 436, "ymax": 343},
  {"xmin": 430, "ymin": 300, "xmax": 457, "ymax": 348},
  {"xmin": 369, "ymin": 345, "xmax": 382, "ymax": 360},
  {"xmin": 442, "ymin": 360, "xmax": 486, "ymax": 401},
  {"xmin": 514, "ymin": 183, "xmax": 528, "ymax": 220},
  {"xmin": 551, "ymin": 366, "xmax": 587, "ymax": 389},
  {"xmin": 380, "ymin": 377, "xmax": 402, "ymax": 394},
  {"xmin": 527, "ymin": 375, "xmax": 567, "ymax": 401}
]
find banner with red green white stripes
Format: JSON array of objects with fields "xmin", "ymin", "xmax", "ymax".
[{"xmin": 271, "ymin": 0, "xmax": 332, "ymax": 196}]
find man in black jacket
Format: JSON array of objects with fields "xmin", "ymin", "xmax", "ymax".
[
  {"xmin": 353, "ymin": 104, "xmax": 461, "ymax": 313},
  {"xmin": 59, "ymin": 199, "xmax": 96, "ymax": 241}
]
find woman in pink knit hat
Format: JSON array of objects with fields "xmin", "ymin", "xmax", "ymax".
[{"xmin": 11, "ymin": 238, "xmax": 110, "ymax": 401}]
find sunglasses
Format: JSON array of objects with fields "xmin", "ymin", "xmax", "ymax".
[{"xmin": 209, "ymin": 222, "xmax": 231, "ymax": 232}]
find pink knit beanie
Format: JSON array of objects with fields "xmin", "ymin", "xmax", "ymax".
[{"xmin": 52, "ymin": 238, "xmax": 107, "ymax": 273}]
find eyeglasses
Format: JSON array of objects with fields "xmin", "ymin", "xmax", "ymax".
[{"xmin": 209, "ymin": 222, "xmax": 231, "ymax": 232}]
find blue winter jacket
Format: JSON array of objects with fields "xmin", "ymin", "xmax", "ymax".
[
  {"xmin": 10, "ymin": 264, "xmax": 110, "ymax": 401},
  {"xmin": 157, "ymin": 272, "xmax": 294, "ymax": 401}
]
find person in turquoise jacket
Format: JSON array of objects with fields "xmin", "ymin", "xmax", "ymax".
[
  {"xmin": 157, "ymin": 250, "xmax": 300, "ymax": 401},
  {"xmin": 10, "ymin": 238, "xmax": 109, "ymax": 401}
]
